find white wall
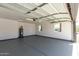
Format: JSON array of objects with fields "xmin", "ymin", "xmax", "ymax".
[
  {"xmin": 0, "ymin": 18, "xmax": 36, "ymax": 40},
  {"xmin": 36, "ymin": 21, "xmax": 73, "ymax": 40},
  {"xmin": 0, "ymin": 18, "xmax": 73, "ymax": 41},
  {"xmin": 0, "ymin": 18, "xmax": 18, "ymax": 40},
  {"xmin": 18, "ymin": 22, "xmax": 36, "ymax": 36}
]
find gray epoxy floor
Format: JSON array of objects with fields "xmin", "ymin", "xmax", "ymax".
[{"xmin": 0, "ymin": 35, "xmax": 73, "ymax": 56}]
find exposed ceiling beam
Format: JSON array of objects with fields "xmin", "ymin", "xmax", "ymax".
[
  {"xmin": 0, "ymin": 3, "xmax": 60, "ymax": 21},
  {"xmin": 37, "ymin": 12, "xmax": 68, "ymax": 19},
  {"xmin": 38, "ymin": 3, "xmax": 47, "ymax": 7},
  {"xmin": 45, "ymin": 18, "xmax": 54, "ymax": 20},
  {"xmin": 66, "ymin": 3, "xmax": 73, "ymax": 21},
  {"xmin": 18, "ymin": 20, "xmax": 36, "ymax": 24},
  {"xmin": 19, "ymin": 3, "xmax": 51, "ymax": 19},
  {"xmin": 42, "ymin": 3, "xmax": 57, "ymax": 19},
  {"xmin": 0, "ymin": 3, "xmax": 71, "ymax": 23},
  {"xmin": 50, "ymin": 20, "xmax": 71, "ymax": 23},
  {"xmin": 47, "ymin": 17, "xmax": 70, "ymax": 21},
  {"xmin": 25, "ymin": 3, "xmax": 47, "ymax": 14}
]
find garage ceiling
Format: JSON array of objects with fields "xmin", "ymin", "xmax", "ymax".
[{"xmin": 0, "ymin": 3, "xmax": 71, "ymax": 22}]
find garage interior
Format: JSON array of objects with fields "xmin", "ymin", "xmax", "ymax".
[{"xmin": 0, "ymin": 3, "xmax": 78, "ymax": 56}]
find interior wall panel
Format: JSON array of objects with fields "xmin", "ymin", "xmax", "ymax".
[
  {"xmin": 0, "ymin": 18, "xmax": 36, "ymax": 40},
  {"xmin": 0, "ymin": 18, "xmax": 18, "ymax": 40},
  {"xmin": 36, "ymin": 21, "xmax": 72, "ymax": 40}
]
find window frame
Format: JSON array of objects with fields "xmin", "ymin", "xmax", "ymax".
[
  {"xmin": 53, "ymin": 23, "xmax": 62, "ymax": 32},
  {"xmin": 38, "ymin": 25, "xmax": 42, "ymax": 32}
]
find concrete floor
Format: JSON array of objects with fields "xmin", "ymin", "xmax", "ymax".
[{"xmin": 0, "ymin": 35, "xmax": 73, "ymax": 56}]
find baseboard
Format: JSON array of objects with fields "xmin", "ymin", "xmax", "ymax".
[
  {"xmin": 0, "ymin": 35, "xmax": 75, "ymax": 43},
  {"xmin": 24, "ymin": 35, "xmax": 36, "ymax": 37},
  {"xmin": 0, "ymin": 35, "xmax": 35, "ymax": 41},
  {"xmin": 0, "ymin": 37, "xmax": 18, "ymax": 42},
  {"xmin": 35, "ymin": 35, "xmax": 74, "ymax": 42}
]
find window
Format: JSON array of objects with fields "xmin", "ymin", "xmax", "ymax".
[
  {"xmin": 53, "ymin": 23, "xmax": 61, "ymax": 32},
  {"xmin": 38, "ymin": 25, "xmax": 42, "ymax": 32}
]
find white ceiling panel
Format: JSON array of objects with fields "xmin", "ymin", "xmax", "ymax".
[
  {"xmin": 18, "ymin": 3, "xmax": 37, "ymax": 10},
  {"xmin": 39, "ymin": 18, "xmax": 48, "ymax": 21},
  {"xmin": 54, "ymin": 14, "xmax": 70, "ymax": 18},
  {"xmin": 47, "ymin": 19, "xmax": 71, "ymax": 22},
  {"xmin": 26, "ymin": 11, "xmax": 43, "ymax": 18},
  {"xmin": 50, "ymin": 3, "xmax": 68, "ymax": 13},
  {"xmin": 58, "ymin": 19, "xmax": 70, "ymax": 21},
  {"xmin": 35, "ymin": 8, "xmax": 50, "ymax": 16},
  {"xmin": 46, "ymin": 16, "xmax": 55, "ymax": 19},
  {"xmin": 41, "ymin": 4, "xmax": 57, "ymax": 14},
  {"xmin": 33, "ymin": 3, "xmax": 43, "ymax": 6},
  {"xmin": 9, "ymin": 3, "xmax": 30, "ymax": 12},
  {"xmin": 0, "ymin": 3, "xmax": 71, "ymax": 22},
  {"xmin": 1, "ymin": 3, "xmax": 28, "ymax": 13}
]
